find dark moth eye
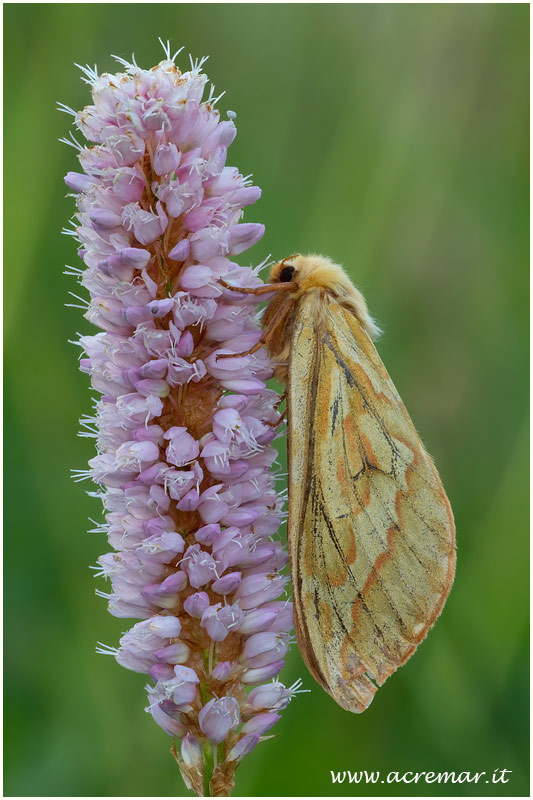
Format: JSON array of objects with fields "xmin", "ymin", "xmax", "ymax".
[{"xmin": 279, "ymin": 265, "xmax": 295, "ymax": 282}]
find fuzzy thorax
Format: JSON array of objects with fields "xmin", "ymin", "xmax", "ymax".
[
  {"xmin": 269, "ymin": 254, "xmax": 381, "ymax": 340},
  {"xmin": 263, "ymin": 254, "xmax": 381, "ymax": 382}
]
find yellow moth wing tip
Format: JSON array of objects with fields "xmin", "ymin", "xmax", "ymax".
[{"xmin": 331, "ymin": 677, "xmax": 378, "ymax": 714}]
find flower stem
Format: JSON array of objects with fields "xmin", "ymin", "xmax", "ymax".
[{"xmin": 203, "ymin": 741, "xmax": 214, "ymax": 796}]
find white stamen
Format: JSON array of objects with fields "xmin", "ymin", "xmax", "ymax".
[
  {"xmin": 96, "ymin": 642, "xmax": 119, "ymax": 656},
  {"xmin": 57, "ymin": 102, "xmax": 78, "ymax": 118},
  {"xmin": 59, "ymin": 131, "xmax": 83, "ymax": 151},
  {"xmin": 74, "ymin": 62, "xmax": 99, "ymax": 84}
]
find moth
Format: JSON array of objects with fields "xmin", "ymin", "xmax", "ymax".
[{"xmin": 221, "ymin": 254, "xmax": 456, "ymax": 713}]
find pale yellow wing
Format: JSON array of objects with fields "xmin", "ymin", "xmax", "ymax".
[{"xmin": 287, "ymin": 293, "xmax": 456, "ymax": 713}]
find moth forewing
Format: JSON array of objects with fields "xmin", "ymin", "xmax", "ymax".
[{"xmin": 263, "ymin": 254, "xmax": 456, "ymax": 714}]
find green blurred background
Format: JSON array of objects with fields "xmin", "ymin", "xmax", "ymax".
[{"xmin": 4, "ymin": 3, "xmax": 529, "ymax": 797}]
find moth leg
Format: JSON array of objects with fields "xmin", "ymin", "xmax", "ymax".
[
  {"xmin": 265, "ymin": 406, "xmax": 287, "ymax": 428},
  {"xmin": 216, "ymin": 337, "xmax": 267, "ymax": 360},
  {"xmin": 216, "ymin": 296, "xmax": 293, "ymax": 360},
  {"xmin": 274, "ymin": 391, "xmax": 287, "ymax": 410},
  {"xmin": 219, "ymin": 279, "xmax": 296, "ymax": 295}
]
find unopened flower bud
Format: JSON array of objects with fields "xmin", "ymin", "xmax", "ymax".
[
  {"xmin": 227, "ymin": 734, "xmax": 260, "ymax": 763},
  {"xmin": 181, "ymin": 733, "xmax": 202, "ymax": 767},
  {"xmin": 241, "ymin": 712, "xmax": 280, "ymax": 735}
]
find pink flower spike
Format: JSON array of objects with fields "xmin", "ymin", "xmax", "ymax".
[{"xmin": 65, "ymin": 44, "xmax": 297, "ymax": 796}]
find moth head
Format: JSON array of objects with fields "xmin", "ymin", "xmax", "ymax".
[
  {"xmin": 270, "ymin": 253, "xmax": 356, "ymax": 292},
  {"xmin": 269, "ymin": 254, "xmax": 302, "ymax": 285},
  {"xmin": 270, "ymin": 253, "xmax": 381, "ymax": 339}
]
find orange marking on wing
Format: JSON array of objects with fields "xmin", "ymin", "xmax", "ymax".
[
  {"xmin": 350, "ymin": 359, "xmax": 394, "ymax": 407},
  {"xmin": 342, "ymin": 411, "xmax": 359, "ymax": 442},
  {"xmin": 329, "ymin": 564, "xmax": 348, "ymax": 588},
  {"xmin": 360, "ymin": 477, "xmax": 371, "ymax": 508},
  {"xmin": 317, "ymin": 599, "xmax": 335, "ymax": 642},
  {"xmin": 395, "ymin": 642, "xmax": 417, "ymax": 666},
  {"xmin": 339, "ymin": 636, "xmax": 368, "ymax": 681},
  {"xmin": 344, "ymin": 530, "xmax": 357, "ymax": 565},
  {"xmin": 395, "ymin": 434, "xmax": 421, "ymax": 468},
  {"xmin": 360, "ymin": 525, "xmax": 400, "ymax": 597},
  {"xmin": 391, "ymin": 434, "xmax": 457, "ymax": 650},
  {"xmin": 336, "ymin": 457, "xmax": 346, "ymax": 486},
  {"xmin": 392, "ymin": 434, "xmax": 419, "ymax": 524},
  {"xmin": 360, "ymin": 432, "xmax": 379, "ymax": 469}
]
